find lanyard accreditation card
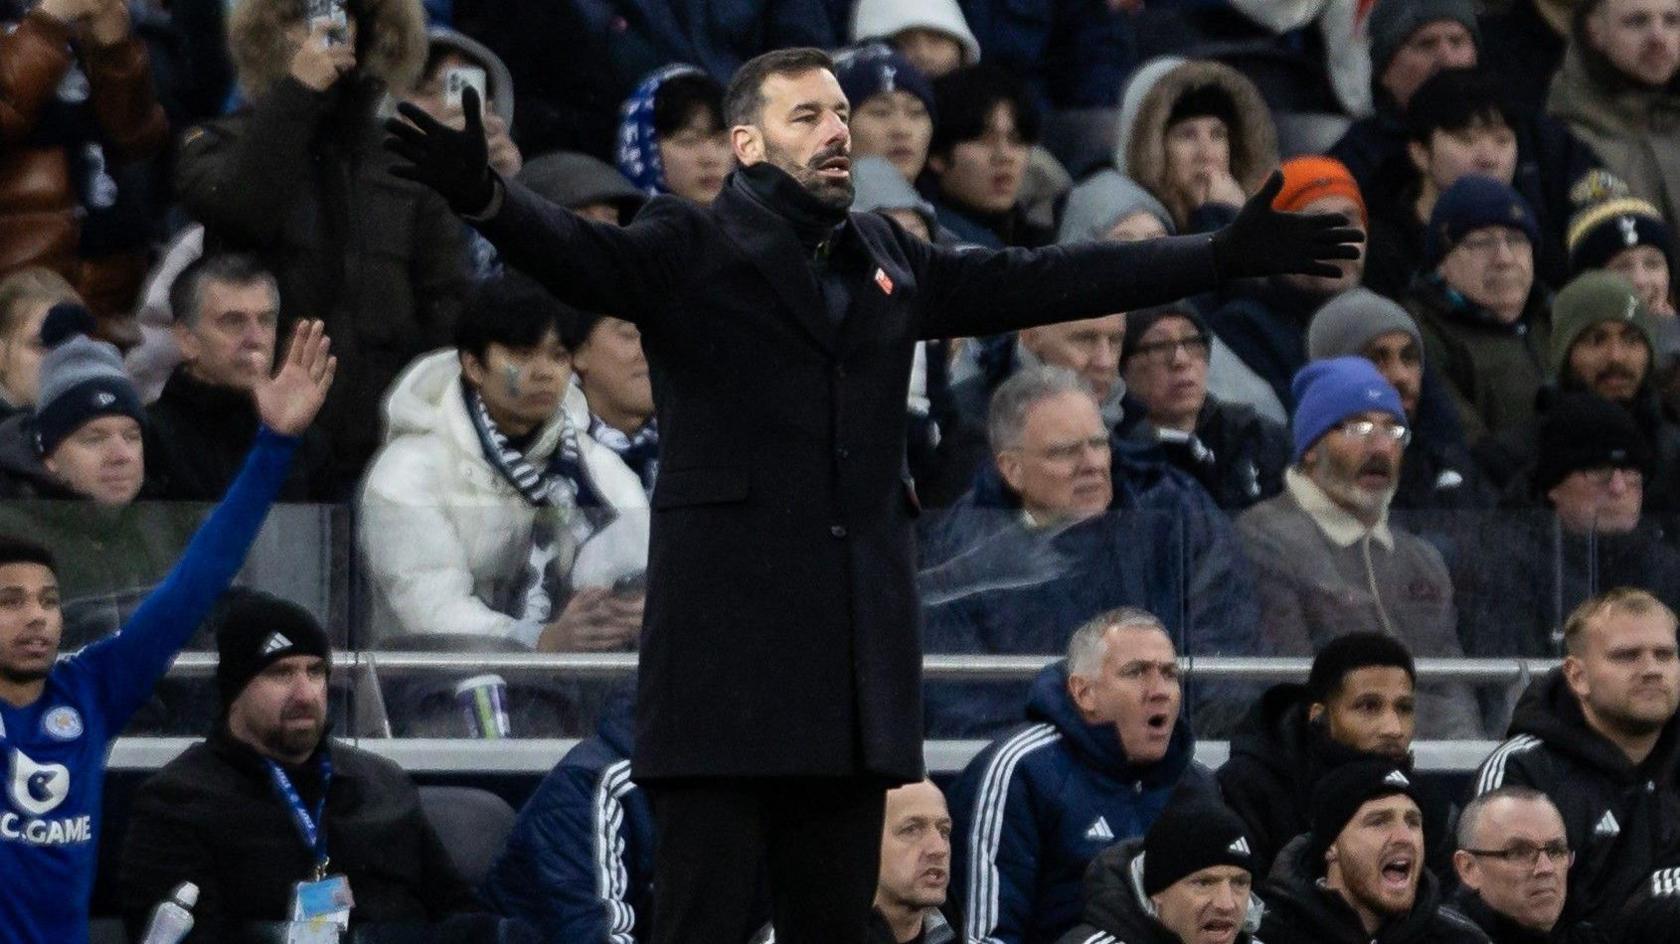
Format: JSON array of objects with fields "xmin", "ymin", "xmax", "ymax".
[{"xmin": 266, "ymin": 757, "xmax": 354, "ymax": 930}]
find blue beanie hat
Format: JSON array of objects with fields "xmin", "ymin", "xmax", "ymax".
[
  {"xmin": 1426, "ymin": 175, "xmax": 1540, "ymax": 268},
  {"xmin": 1290, "ymin": 356, "xmax": 1406, "ymax": 462},
  {"xmin": 834, "ymin": 42, "xmax": 936, "ymax": 123}
]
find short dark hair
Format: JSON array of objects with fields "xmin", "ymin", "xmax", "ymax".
[
  {"xmin": 454, "ymin": 274, "xmax": 583, "ymax": 362},
  {"xmin": 169, "ymin": 254, "xmax": 277, "ymax": 329},
  {"xmin": 655, "ymin": 71, "xmax": 726, "ymax": 137},
  {"xmin": 0, "ymin": 536, "xmax": 57, "ymax": 575},
  {"xmin": 1306, "ymin": 632, "xmax": 1417, "ymax": 704},
  {"xmin": 723, "ymin": 48, "xmax": 835, "ymax": 128},
  {"xmin": 929, "ymin": 64, "xmax": 1039, "ymax": 160},
  {"xmin": 1406, "ymin": 68, "xmax": 1515, "ymax": 144}
]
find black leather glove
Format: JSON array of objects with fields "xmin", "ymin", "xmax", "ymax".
[
  {"xmin": 384, "ymin": 85, "xmax": 495, "ymax": 215},
  {"xmin": 1210, "ymin": 170, "xmax": 1364, "ymax": 280}
]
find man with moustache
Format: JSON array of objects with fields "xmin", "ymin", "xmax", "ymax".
[
  {"xmin": 1452, "ymin": 787, "xmax": 1592, "ymax": 944},
  {"xmin": 118, "ymin": 591, "xmax": 485, "ymax": 941},
  {"xmin": 386, "ymin": 44, "xmax": 1359, "ymax": 942},
  {"xmin": 1235, "ymin": 358, "xmax": 1483, "ymax": 738},
  {"xmin": 1258, "ymin": 760, "xmax": 1490, "ymax": 944},
  {"xmin": 1055, "ymin": 800, "xmax": 1263, "ymax": 944},
  {"xmin": 1475, "ymin": 588, "xmax": 1680, "ymax": 938}
]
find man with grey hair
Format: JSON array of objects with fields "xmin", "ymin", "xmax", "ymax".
[
  {"xmin": 919, "ymin": 364, "xmax": 1258, "ymax": 737},
  {"xmin": 946, "ymin": 606, "xmax": 1218, "ymax": 944},
  {"xmin": 146, "ymin": 254, "xmax": 332, "ymax": 501},
  {"xmin": 1451, "ymin": 786, "xmax": 1576, "ymax": 943}
]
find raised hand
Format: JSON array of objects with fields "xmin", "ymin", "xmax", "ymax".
[
  {"xmin": 289, "ymin": 20, "xmax": 356, "ymax": 92},
  {"xmin": 254, "ymin": 320, "xmax": 336, "ymax": 437},
  {"xmin": 1210, "ymin": 170, "xmax": 1364, "ymax": 280},
  {"xmin": 384, "ymin": 85, "xmax": 494, "ymax": 214}
]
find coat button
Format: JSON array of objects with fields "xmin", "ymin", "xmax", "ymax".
[
  {"xmin": 834, "ymin": 365, "xmax": 847, "ymax": 379},
  {"xmin": 830, "ymin": 524, "xmax": 848, "ymax": 539},
  {"xmin": 835, "ymin": 447, "xmax": 850, "ymax": 460}
]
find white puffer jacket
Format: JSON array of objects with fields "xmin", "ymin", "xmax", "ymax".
[{"xmin": 358, "ymin": 350, "xmax": 649, "ymax": 646}]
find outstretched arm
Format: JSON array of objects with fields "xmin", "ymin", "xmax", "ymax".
[
  {"xmin": 79, "ymin": 322, "xmax": 336, "ymax": 725},
  {"xmin": 916, "ymin": 171, "xmax": 1362, "ymax": 340}
]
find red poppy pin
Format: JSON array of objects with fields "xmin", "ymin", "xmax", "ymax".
[{"xmin": 874, "ymin": 267, "xmax": 894, "ymax": 296}]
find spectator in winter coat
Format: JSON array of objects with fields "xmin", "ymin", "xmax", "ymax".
[
  {"xmin": 1235, "ymin": 358, "xmax": 1484, "ymax": 738},
  {"xmin": 1307, "ymin": 287, "xmax": 1494, "ymax": 513},
  {"xmin": 1474, "ymin": 588, "xmax": 1680, "ymax": 939},
  {"xmin": 1115, "ymin": 58, "xmax": 1278, "ymax": 237},
  {"xmin": 1207, "ymin": 155, "xmax": 1367, "ymax": 412},
  {"xmin": 1053, "ymin": 800, "xmax": 1262, "ymax": 944},
  {"xmin": 1119, "ymin": 303, "xmax": 1289, "ymax": 511},
  {"xmin": 0, "ymin": 0, "xmax": 167, "ymax": 345},
  {"xmin": 118, "ymin": 591, "xmax": 494, "ymax": 942},
  {"xmin": 572, "ymin": 309, "xmax": 658, "ymax": 496},
  {"xmin": 1454, "ymin": 395, "xmax": 1680, "ymax": 676},
  {"xmin": 1451, "ymin": 788, "xmax": 1584, "ymax": 944},
  {"xmin": 1404, "ymin": 175, "xmax": 1553, "ymax": 444},
  {"xmin": 835, "ymin": 44, "xmax": 937, "ymax": 187},
  {"xmin": 917, "ymin": 366, "xmax": 1259, "ymax": 737},
  {"xmin": 749, "ymin": 780, "xmax": 960, "ymax": 944},
  {"xmin": 358, "ymin": 276, "xmax": 649, "ymax": 650},
  {"xmin": 922, "ymin": 66, "xmax": 1047, "ymax": 248},
  {"xmin": 615, "ymin": 66, "xmax": 732, "ymax": 206},
  {"xmin": 1217, "ymin": 633, "xmax": 1454, "ymax": 883},
  {"xmin": 1331, "ymin": 2, "xmax": 1599, "ymax": 292},
  {"xmin": 0, "ymin": 268, "xmax": 78, "ymax": 421},
  {"xmin": 145, "ymin": 254, "xmax": 333, "ymax": 502},
  {"xmin": 850, "ymin": 0, "xmax": 982, "ymax": 80},
  {"xmin": 1258, "ymin": 760, "xmax": 1490, "ymax": 944},
  {"xmin": 1567, "ymin": 186, "xmax": 1675, "ymax": 315},
  {"xmin": 175, "ymin": 0, "xmax": 468, "ymax": 494},
  {"xmin": 481, "ymin": 686, "xmax": 654, "ymax": 943},
  {"xmin": 1548, "ymin": 0, "xmax": 1680, "ymax": 229},
  {"xmin": 946, "ymin": 608, "xmax": 1219, "ymax": 944},
  {"xmin": 1361, "ymin": 69, "xmax": 1523, "ymax": 299}
]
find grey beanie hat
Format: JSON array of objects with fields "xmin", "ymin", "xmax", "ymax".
[
  {"xmin": 1307, "ymin": 288, "xmax": 1423, "ymax": 362},
  {"xmin": 852, "ymin": 155, "xmax": 940, "ymax": 235},
  {"xmin": 517, "ymin": 152, "xmax": 648, "ymax": 223},
  {"xmin": 1368, "ymin": 0, "xmax": 1481, "ymax": 76},
  {"xmin": 34, "ymin": 304, "xmax": 145, "ymax": 456},
  {"xmin": 1056, "ymin": 169, "xmax": 1175, "ymax": 245}
]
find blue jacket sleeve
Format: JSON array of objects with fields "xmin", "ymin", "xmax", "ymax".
[
  {"xmin": 73, "ymin": 427, "xmax": 298, "ymax": 727},
  {"xmin": 482, "ymin": 759, "xmax": 649, "ymax": 943},
  {"xmin": 950, "ymin": 733, "xmax": 1048, "ymax": 944}
]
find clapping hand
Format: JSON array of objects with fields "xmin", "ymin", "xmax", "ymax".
[
  {"xmin": 254, "ymin": 320, "xmax": 336, "ymax": 437},
  {"xmin": 1210, "ymin": 170, "xmax": 1364, "ymax": 280},
  {"xmin": 385, "ymin": 85, "xmax": 494, "ymax": 214}
]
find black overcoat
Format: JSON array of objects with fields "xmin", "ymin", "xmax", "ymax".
[{"xmin": 479, "ymin": 173, "xmax": 1223, "ymax": 782}]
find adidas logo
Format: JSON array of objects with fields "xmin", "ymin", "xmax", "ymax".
[
  {"xmin": 260, "ymin": 632, "xmax": 293, "ymax": 656},
  {"xmin": 1228, "ymin": 836, "xmax": 1252, "ymax": 856},
  {"xmin": 1384, "ymin": 770, "xmax": 1411, "ymax": 788},
  {"xmin": 1085, "ymin": 817, "xmax": 1115, "ymax": 842},
  {"xmin": 1594, "ymin": 810, "xmax": 1621, "ymax": 838}
]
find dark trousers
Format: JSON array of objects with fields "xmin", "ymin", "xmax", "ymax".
[{"xmin": 647, "ymin": 777, "xmax": 888, "ymax": 944}]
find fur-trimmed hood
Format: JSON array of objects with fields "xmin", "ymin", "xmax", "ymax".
[
  {"xmin": 228, "ymin": 0, "xmax": 428, "ymax": 100},
  {"xmin": 1115, "ymin": 58, "xmax": 1278, "ymax": 231}
]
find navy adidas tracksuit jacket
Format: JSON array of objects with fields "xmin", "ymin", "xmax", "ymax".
[{"xmin": 946, "ymin": 661, "xmax": 1215, "ymax": 944}]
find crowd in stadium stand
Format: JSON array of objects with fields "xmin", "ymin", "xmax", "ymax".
[{"xmin": 13, "ymin": 0, "xmax": 1680, "ymax": 940}]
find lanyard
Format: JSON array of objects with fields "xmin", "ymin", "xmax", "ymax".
[{"xmin": 265, "ymin": 755, "xmax": 334, "ymax": 881}]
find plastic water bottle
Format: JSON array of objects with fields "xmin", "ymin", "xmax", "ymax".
[{"xmin": 139, "ymin": 882, "xmax": 198, "ymax": 944}]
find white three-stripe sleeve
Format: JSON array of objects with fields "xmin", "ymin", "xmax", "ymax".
[
  {"xmin": 1475, "ymin": 735, "xmax": 1542, "ymax": 795},
  {"xmin": 593, "ymin": 759, "xmax": 639, "ymax": 944},
  {"xmin": 964, "ymin": 725, "xmax": 1061, "ymax": 944}
]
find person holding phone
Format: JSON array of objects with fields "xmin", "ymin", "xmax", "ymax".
[{"xmin": 175, "ymin": 0, "xmax": 468, "ymax": 498}]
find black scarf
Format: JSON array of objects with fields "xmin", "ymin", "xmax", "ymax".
[{"xmin": 732, "ymin": 161, "xmax": 849, "ymax": 254}]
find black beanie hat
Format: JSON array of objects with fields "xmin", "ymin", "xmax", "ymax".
[
  {"xmin": 1121, "ymin": 303, "xmax": 1209, "ymax": 363},
  {"xmin": 1309, "ymin": 760, "xmax": 1425, "ymax": 872},
  {"xmin": 1166, "ymin": 83, "xmax": 1237, "ymax": 132},
  {"xmin": 1142, "ymin": 800, "xmax": 1256, "ymax": 896},
  {"xmin": 214, "ymin": 590, "xmax": 331, "ymax": 711},
  {"xmin": 1534, "ymin": 393, "xmax": 1652, "ymax": 498}
]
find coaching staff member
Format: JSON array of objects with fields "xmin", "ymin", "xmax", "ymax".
[{"xmin": 385, "ymin": 47, "xmax": 1360, "ymax": 944}]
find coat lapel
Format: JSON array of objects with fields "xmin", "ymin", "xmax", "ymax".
[{"xmin": 713, "ymin": 186, "xmax": 839, "ymax": 353}]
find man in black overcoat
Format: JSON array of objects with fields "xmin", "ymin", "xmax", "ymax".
[{"xmin": 385, "ymin": 46, "xmax": 1360, "ymax": 944}]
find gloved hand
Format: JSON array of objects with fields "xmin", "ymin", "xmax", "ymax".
[
  {"xmin": 1210, "ymin": 170, "xmax": 1364, "ymax": 280},
  {"xmin": 384, "ymin": 85, "xmax": 495, "ymax": 215}
]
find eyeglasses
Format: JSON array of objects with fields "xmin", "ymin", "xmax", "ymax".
[
  {"xmin": 1335, "ymin": 419, "xmax": 1412, "ymax": 447},
  {"xmin": 1463, "ymin": 841, "xmax": 1573, "ymax": 868},
  {"xmin": 1454, "ymin": 230, "xmax": 1531, "ymax": 256},
  {"xmin": 1129, "ymin": 334, "xmax": 1211, "ymax": 366},
  {"xmin": 1026, "ymin": 434, "xmax": 1111, "ymax": 463},
  {"xmin": 1578, "ymin": 466, "xmax": 1644, "ymax": 488}
]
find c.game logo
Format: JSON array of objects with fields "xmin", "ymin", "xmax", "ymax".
[{"xmin": 8, "ymin": 749, "xmax": 69, "ymax": 817}]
